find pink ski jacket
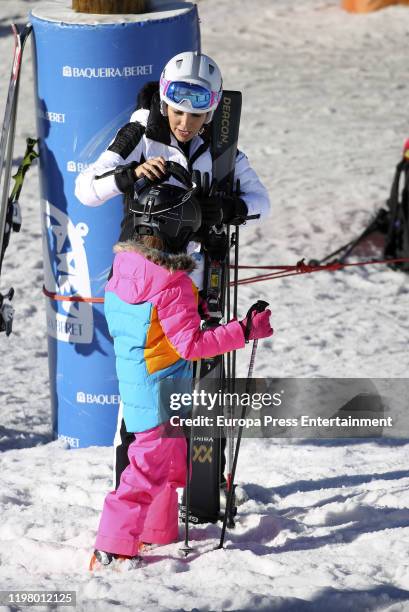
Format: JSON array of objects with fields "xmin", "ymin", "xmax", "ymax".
[{"xmin": 105, "ymin": 241, "xmax": 245, "ymax": 432}]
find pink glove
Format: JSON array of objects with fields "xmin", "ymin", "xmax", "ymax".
[{"xmin": 240, "ymin": 309, "xmax": 273, "ymax": 341}]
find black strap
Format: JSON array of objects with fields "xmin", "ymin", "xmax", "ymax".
[
  {"xmin": 165, "ymin": 161, "xmax": 193, "ymax": 188},
  {"xmin": 188, "ymin": 142, "xmax": 211, "ymax": 173}
]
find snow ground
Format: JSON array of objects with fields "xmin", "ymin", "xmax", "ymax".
[{"xmin": 1, "ymin": 0, "xmax": 409, "ymax": 610}]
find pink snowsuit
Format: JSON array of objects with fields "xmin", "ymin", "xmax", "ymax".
[{"xmin": 95, "ymin": 241, "xmax": 245, "ymax": 556}]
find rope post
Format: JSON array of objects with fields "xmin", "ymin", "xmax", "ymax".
[
  {"xmin": 72, "ymin": 0, "xmax": 147, "ymax": 13},
  {"xmin": 31, "ymin": 1, "xmax": 200, "ymax": 448}
]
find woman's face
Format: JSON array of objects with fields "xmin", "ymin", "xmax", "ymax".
[{"xmin": 167, "ymin": 106, "xmax": 207, "ymax": 142}]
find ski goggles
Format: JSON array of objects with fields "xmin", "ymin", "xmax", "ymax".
[{"xmin": 160, "ymin": 77, "xmax": 222, "ymax": 111}]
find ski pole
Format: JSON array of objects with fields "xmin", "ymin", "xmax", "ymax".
[
  {"xmin": 225, "ymin": 223, "xmax": 233, "ymax": 379},
  {"xmin": 225, "ymin": 224, "xmax": 240, "ymax": 528},
  {"xmin": 309, "ymin": 209, "xmax": 388, "ymax": 267},
  {"xmin": 229, "ymin": 180, "xmax": 244, "ymax": 381},
  {"xmin": 333, "ymin": 219, "xmax": 382, "ymax": 264},
  {"xmin": 180, "ymin": 434, "xmax": 193, "ymax": 557},
  {"xmin": 217, "ymin": 300, "xmax": 269, "ymax": 550},
  {"xmin": 309, "ymin": 237, "xmax": 357, "ymax": 266},
  {"xmin": 180, "ymin": 358, "xmax": 201, "ymax": 557},
  {"xmin": 231, "ymin": 225, "xmax": 240, "ymax": 376}
]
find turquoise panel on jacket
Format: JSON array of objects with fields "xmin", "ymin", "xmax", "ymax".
[{"xmin": 105, "ymin": 291, "xmax": 192, "ymax": 433}]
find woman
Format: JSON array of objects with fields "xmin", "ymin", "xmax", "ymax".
[{"xmin": 75, "ymin": 51, "xmax": 270, "ymax": 259}]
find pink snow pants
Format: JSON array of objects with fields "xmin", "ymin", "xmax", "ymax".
[{"xmin": 95, "ymin": 422, "xmax": 186, "ymax": 557}]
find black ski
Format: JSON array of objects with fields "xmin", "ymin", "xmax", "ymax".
[
  {"xmin": 211, "ymin": 91, "xmax": 242, "ymax": 192},
  {"xmin": 0, "ymin": 24, "xmax": 33, "ymax": 336},
  {"xmin": 182, "ymin": 91, "xmax": 242, "ymax": 525},
  {"xmin": 0, "ymin": 138, "xmax": 38, "ymax": 336},
  {"xmin": 0, "ymin": 23, "xmax": 32, "ymax": 273},
  {"xmin": 1, "ymin": 137, "xmax": 39, "ymax": 275}
]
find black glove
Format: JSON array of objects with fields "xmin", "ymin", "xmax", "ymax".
[
  {"xmin": 200, "ymin": 194, "xmax": 248, "ymax": 226},
  {"xmin": 220, "ymin": 194, "xmax": 248, "ymax": 225},
  {"xmin": 193, "ymin": 171, "xmax": 248, "ymax": 230},
  {"xmin": 200, "ymin": 196, "xmax": 223, "ymax": 227},
  {"xmin": 193, "ymin": 171, "xmax": 223, "ymax": 228},
  {"xmin": 113, "ymin": 162, "xmax": 139, "ymax": 194}
]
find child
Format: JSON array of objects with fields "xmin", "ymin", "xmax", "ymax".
[{"xmin": 90, "ymin": 179, "xmax": 273, "ymax": 570}]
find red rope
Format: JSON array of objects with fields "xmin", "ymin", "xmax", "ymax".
[
  {"xmin": 232, "ymin": 264, "xmax": 295, "ymax": 270},
  {"xmin": 42, "ymin": 257, "xmax": 409, "ymax": 302},
  {"xmin": 42, "ymin": 285, "xmax": 104, "ymax": 303},
  {"xmin": 232, "ymin": 257, "xmax": 409, "ymax": 286}
]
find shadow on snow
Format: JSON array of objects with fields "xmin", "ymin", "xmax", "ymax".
[{"xmin": 0, "ymin": 424, "xmax": 52, "ymax": 452}]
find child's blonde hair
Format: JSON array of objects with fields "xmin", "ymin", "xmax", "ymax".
[
  {"xmin": 114, "ymin": 234, "xmax": 165, "ymax": 253},
  {"xmin": 141, "ymin": 235, "xmax": 165, "ymax": 251}
]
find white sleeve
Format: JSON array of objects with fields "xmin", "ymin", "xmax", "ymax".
[
  {"xmin": 74, "ymin": 131, "xmax": 144, "ymax": 207},
  {"xmin": 234, "ymin": 150, "xmax": 271, "ymax": 224},
  {"xmin": 74, "ymin": 150, "xmax": 125, "ymax": 207}
]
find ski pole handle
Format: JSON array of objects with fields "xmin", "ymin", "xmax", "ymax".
[
  {"xmin": 244, "ymin": 299, "xmax": 269, "ymax": 343},
  {"xmin": 229, "ymin": 214, "xmax": 260, "ymax": 226}
]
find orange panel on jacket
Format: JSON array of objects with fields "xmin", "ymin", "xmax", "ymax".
[
  {"xmin": 144, "ymin": 305, "xmax": 181, "ymax": 374},
  {"xmin": 144, "ymin": 282, "xmax": 199, "ymax": 374}
]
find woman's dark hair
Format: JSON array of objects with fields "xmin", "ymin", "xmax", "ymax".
[
  {"xmin": 135, "ymin": 80, "xmax": 212, "ymax": 140},
  {"xmin": 136, "ymin": 81, "xmax": 159, "ymax": 110}
]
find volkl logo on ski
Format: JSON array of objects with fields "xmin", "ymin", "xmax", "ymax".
[{"xmin": 192, "ymin": 445, "xmax": 213, "ymax": 463}]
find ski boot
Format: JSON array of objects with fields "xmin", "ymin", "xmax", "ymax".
[{"xmin": 89, "ymin": 549, "xmax": 142, "ymax": 571}]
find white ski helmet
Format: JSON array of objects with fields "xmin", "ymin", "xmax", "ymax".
[{"xmin": 159, "ymin": 51, "xmax": 222, "ymax": 123}]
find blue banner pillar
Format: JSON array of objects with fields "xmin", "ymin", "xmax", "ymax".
[{"xmin": 30, "ymin": 3, "xmax": 200, "ymax": 448}]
